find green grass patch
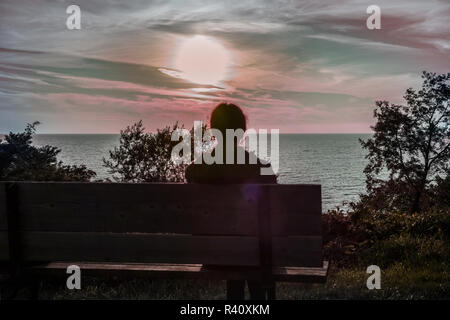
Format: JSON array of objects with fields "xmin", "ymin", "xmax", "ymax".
[{"xmin": 29, "ymin": 261, "xmax": 449, "ymax": 300}]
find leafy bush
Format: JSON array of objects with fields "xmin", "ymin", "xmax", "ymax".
[
  {"xmin": 364, "ymin": 233, "xmax": 449, "ymax": 268},
  {"xmin": 323, "ymin": 207, "xmax": 450, "ymax": 268},
  {"xmin": 322, "ymin": 210, "xmax": 363, "ymax": 267},
  {"xmin": 0, "ymin": 122, "xmax": 96, "ymax": 181},
  {"xmin": 103, "ymin": 120, "xmax": 207, "ymax": 182}
]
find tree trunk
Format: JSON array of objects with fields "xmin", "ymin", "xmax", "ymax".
[{"xmin": 411, "ymin": 189, "xmax": 421, "ymax": 213}]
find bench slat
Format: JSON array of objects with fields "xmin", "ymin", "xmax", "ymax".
[
  {"xmin": 12, "ymin": 182, "xmax": 322, "ymax": 236},
  {"xmin": 20, "ymin": 232, "xmax": 259, "ymax": 266},
  {"xmin": 271, "ymin": 214, "xmax": 321, "ymax": 236},
  {"xmin": 17, "ymin": 183, "xmax": 258, "ymax": 236},
  {"xmin": 0, "ymin": 231, "xmax": 322, "ymax": 267},
  {"xmin": 27, "ymin": 261, "xmax": 329, "ymax": 283},
  {"xmin": 273, "ymin": 236, "xmax": 322, "ymax": 267},
  {"xmin": 270, "ymin": 184, "xmax": 321, "ymax": 216}
]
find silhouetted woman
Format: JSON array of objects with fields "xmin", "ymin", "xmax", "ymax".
[{"xmin": 186, "ymin": 102, "xmax": 277, "ymax": 299}]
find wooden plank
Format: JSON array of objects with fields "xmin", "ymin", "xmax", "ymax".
[
  {"xmin": 271, "ymin": 214, "xmax": 321, "ymax": 236},
  {"xmin": 0, "ymin": 231, "xmax": 8, "ymax": 260},
  {"xmin": 273, "ymin": 261, "xmax": 329, "ymax": 282},
  {"xmin": 273, "ymin": 236, "xmax": 322, "ymax": 267},
  {"xmin": 26, "ymin": 261, "xmax": 329, "ymax": 283},
  {"xmin": 269, "ymin": 184, "xmax": 322, "ymax": 236},
  {"xmin": 0, "ymin": 183, "xmax": 7, "ymax": 231},
  {"xmin": 19, "ymin": 202, "xmax": 321, "ymax": 236},
  {"xmin": 15, "ymin": 182, "xmax": 322, "ymax": 236},
  {"xmin": 19, "ymin": 232, "xmax": 321, "ymax": 267},
  {"xmin": 269, "ymin": 184, "xmax": 321, "ymax": 215},
  {"xmin": 28, "ymin": 262, "xmax": 262, "ymax": 281},
  {"xmin": 17, "ymin": 182, "xmax": 259, "ymax": 236},
  {"xmin": 21, "ymin": 232, "xmax": 260, "ymax": 266}
]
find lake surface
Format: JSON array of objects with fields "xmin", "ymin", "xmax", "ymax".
[{"xmin": 32, "ymin": 134, "xmax": 371, "ymax": 211}]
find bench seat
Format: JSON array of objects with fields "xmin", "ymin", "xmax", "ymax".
[{"xmin": 26, "ymin": 261, "xmax": 329, "ymax": 283}]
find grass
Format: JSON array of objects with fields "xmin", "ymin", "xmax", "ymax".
[
  {"xmin": 278, "ymin": 263, "xmax": 450, "ymax": 300},
  {"xmin": 26, "ymin": 262, "xmax": 449, "ymax": 300}
]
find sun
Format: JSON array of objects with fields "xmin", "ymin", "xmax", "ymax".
[{"xmin": 172, "ymin": 35, "xmax": 231, "ymax": 86}]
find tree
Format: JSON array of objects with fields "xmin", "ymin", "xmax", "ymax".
[
  {"xmin": 103, "ymin": 120, "xmax": 206, "ymax": 182},
  {"xmin": 0, "ymin": 122, "xmax": 96, "ymax": 181},
  {"xmin": 360, "ymin": 72, "xmax": 450, "ymax": 213}
]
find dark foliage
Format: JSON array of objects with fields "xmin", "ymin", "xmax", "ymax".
[
  {"xmin": 103, "ymin": 120, "xmax": 207, "ymax": 182},
  {"xmin": 359, "ymin": 71, "xmax": 450, "ymax": 213},
  {"xmin": 323, "ymin": 206, "xmax": 450, "ymax": 268},
  {"xmin": 324, "ymin": 72, "xmax": 450, "ymax": 268},
  {"xmin": 0, "ymin": 122, "xmax": 96, "ymax": 181}
]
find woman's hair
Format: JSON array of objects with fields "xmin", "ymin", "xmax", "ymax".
[{"xmin": 210, "ymin": 102, "xmax": 247, "ymax": 134}]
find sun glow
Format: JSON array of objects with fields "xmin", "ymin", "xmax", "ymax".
[{"xmin": 172, "ymin": 35, "xmax": 231, "ymax": 86}]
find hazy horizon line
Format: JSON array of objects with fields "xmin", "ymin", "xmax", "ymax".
[{"xmin": 1, "ymin": 132, "xmax": 374, "ymax": 135}]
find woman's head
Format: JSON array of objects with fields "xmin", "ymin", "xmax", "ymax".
[{"xmin": 210, "ymin": 102, "xmax": 247, "ymax": 134}]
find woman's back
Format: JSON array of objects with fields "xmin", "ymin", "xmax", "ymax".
[{"xmin": 186, "ymin": 147, "xmax": 277, "ymax": 184}]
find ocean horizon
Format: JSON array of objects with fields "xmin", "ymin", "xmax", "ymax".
[{"xmin": 19, "ymin": 133, "xmax": 373, "ymax": 212}]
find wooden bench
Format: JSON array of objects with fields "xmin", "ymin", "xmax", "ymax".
[{"xmin": 0, "ymin": 182, "xmax": 328, "ymax": 299}]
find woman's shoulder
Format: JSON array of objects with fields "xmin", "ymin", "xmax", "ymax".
[{"xmin": 185, "ymin": 150, "xmax": 277, "ymax": 183}]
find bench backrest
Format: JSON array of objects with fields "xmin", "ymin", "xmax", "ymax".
[{"xmin": 0, "ymin": 182, "xmax": 322, "ymax": 267}]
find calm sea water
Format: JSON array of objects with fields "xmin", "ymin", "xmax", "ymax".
[{"xmin": 31, "ymin": 134, "xmax": 371, "ymax": 211}]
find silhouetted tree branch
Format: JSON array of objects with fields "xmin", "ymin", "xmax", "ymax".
[{"xmin": 360, "ymin": 71, "xmax": 449, "ymax": 213}]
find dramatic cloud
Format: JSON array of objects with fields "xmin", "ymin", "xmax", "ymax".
[{"xmin": 0, "ymin": 0, "xmax": 449, "ymax": 133}]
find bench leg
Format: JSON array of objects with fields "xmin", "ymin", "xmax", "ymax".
[
  {"xmin": 0, "ymin": 272, "xmax": 39, "ymax": 300},
  {"xmin": 29, "ymin": 278, "xmax": 39, "ymax": 300},
  {"xmin": 0, "ymin": 273, "xmax": 22, "ymax": 300},
  {"xmin": 227, "ymin": 280, "xmax": 276, "ymax": 300},
  {"xmin": 226, "ymin": 280, "xmax": 245, "ymax": 300},
  {"xmin": 248, "ymin": 281, "xmax": 276, "ymax": 300},
  {"xmin": 248, "ymin": 280, "xmax": 266, "ymax": 299},
  {"xmin": 267, "ymin": 283, "xmax": 276, "ymax": 300}
]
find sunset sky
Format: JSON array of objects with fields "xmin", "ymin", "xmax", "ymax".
[{"xmin": 0, "ymin": 0, "xmax": 449, "ymax": 133}]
